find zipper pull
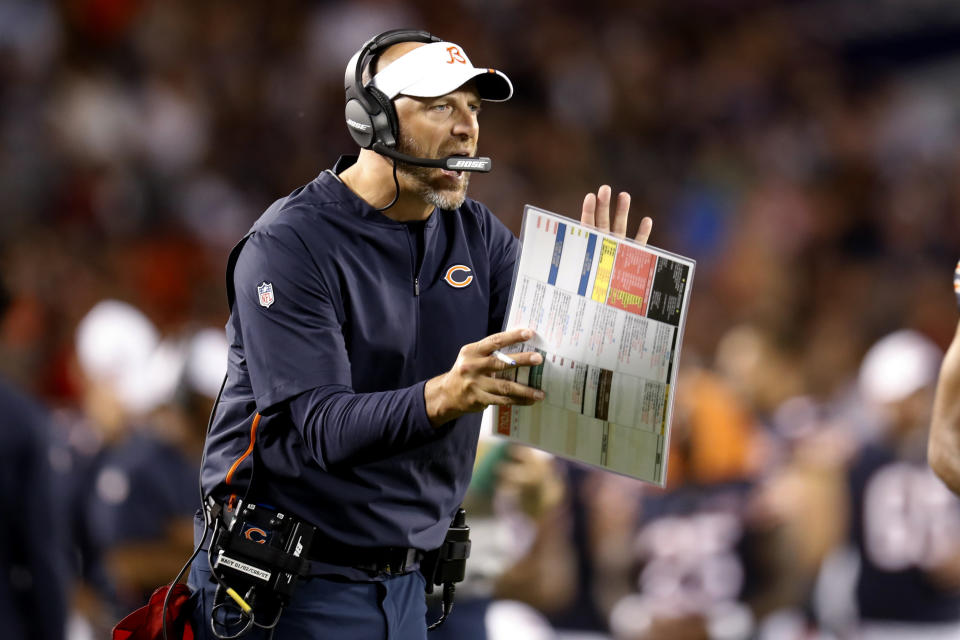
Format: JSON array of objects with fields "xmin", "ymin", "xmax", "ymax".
[{"xmin": 414, "ymin": 277, "xmax": 420, "ymax": 296}]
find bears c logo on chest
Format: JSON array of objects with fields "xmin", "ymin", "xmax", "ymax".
[{"xmin": 444, "ymin": 265, "xmax": 473, "ymax": 288}]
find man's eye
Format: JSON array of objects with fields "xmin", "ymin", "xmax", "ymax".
[{"xmin": 431, "ymin": 104, "xmax": 449, "ymax": 112}]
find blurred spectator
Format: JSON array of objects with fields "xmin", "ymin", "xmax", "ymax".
[
  {"xmin": 844, "ymin": 331, "xmax": 960, "ymax": 638},
  {"xmin": 0, "ymin": 370, "xmax": 70, "ymax": 640},
  {"xmin": 608, "ymin": 367, "xmax": 768, "ymax": 640},
  {"xmin": 59, "ymin": 300, "xmax": 222, "ymax": 632},
  {"xmin": 55, "ymin": 299, "xmax": 164, "ymax": 634},
  {"xmin": 0, "ymin": 276, "xmax": 69, "ymax": 640},
  {"xmin": 81, "ymin": 315, "xmax": 226, "ymax": 613}
]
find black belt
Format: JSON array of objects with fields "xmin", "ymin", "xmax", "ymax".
[
  {"xmin": 307, "ymin": 540, "xmax": 423, "ymax": 575},
  {"xmin": 207, "ymin": 500, "xmax": 421, "ymax": 576}
]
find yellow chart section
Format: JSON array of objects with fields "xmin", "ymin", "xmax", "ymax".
[{"xmin": 590, "ymin": 238, "xmax": 618, "ymax": 303}]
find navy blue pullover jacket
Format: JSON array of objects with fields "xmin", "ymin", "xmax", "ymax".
[{"xmin": 200, "ymin": 157, "xmax": 517, "ymax": 553}]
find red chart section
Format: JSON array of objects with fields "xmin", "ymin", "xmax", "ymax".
[{"xmin": 607, "ymin": 244, "xmax": 657, "ymax": 315}]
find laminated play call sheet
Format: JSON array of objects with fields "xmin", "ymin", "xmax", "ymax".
[{"xmin": 495, "ymin": 206, "xmax": 695, "ymax": 485}]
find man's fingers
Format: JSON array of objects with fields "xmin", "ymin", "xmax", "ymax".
[
  {"xmin": 582, "ymin": 186, "xmax": 632, "ymax": 236},
  {"xmin": 581, "ymin": 192, "xmax": 596, "ymax": 228},
  {"xmin": 475, "ymin": 328, "xmax": 534, "ymax": 355},
  {"xmin": 595, "ymin": 184, "xmax": 611, "ymax": 231},
  {"xmin": 481, "ymin": 379, "xmax": 544, "ymax": 405},
  {"xmin": 513, "ymin": 351, "xmax": 543, "ymax": 367},
  {"xmin": 490, "ymin": 350, "xmax": 543, "ymax": 370},
  {"xmin": 612, "ymin": 191, "xmax": 630, "ymax": 237},
  {"xmin": 634, "ymin": 216, "xmax": 653, "ymax": 246}
]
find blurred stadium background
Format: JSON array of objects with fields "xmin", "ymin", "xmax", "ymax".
[{"xmin": 3, "ymin": 0, "xmax": 960, "ymax": 638}]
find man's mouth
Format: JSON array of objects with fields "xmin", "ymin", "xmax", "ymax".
[{"xmin": 440, "ymin": 151, "xmax": 473, "ymax": 179}]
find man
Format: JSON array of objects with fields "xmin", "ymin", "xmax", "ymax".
[
  {"xmin": 189, "ymin": 30, "xmax": 652, "ymax": 639},
  {"xmin": 0, "ymin": 277, "xmax": 69, "ymax": 640},
  {"xmin": 76, "ymin": 305, "xmax": 204, "ymax": 613},
  {"xmin": 849, "ymin": 330, "xmax": 960, "ymax": 638},
  {"xmin": 929, "ymin": 260, "xmax": 960, "ymax": 495}
]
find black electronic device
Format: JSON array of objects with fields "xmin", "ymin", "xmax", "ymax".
[
  {"xmin": 422, "ymin": 507, "xmax": 471, "ymax": 631},
  {"xmin": 207, "ymin": 501, "xmax": 315, "ymax": 638},
  {"xmin": 212, "ymin": 502, "xmax": 313, "ymax": 601}
]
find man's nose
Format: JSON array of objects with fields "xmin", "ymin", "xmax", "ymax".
[{"xmin": 451, "ymin": 109, "xmax": 478, "ymax": 139}]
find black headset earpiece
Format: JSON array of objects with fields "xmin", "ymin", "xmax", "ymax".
[
  {"xmin": 366, "ymin": 85, "xmax": 399, "ymax": 147},
  {"xmin": 344, "ymin": 29, "xmax": 440, "ymax": 150}
]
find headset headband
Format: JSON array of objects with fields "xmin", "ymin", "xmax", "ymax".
[{"xmin": 346, "ymin": 29, "xmax": 440, "ymax": 116}]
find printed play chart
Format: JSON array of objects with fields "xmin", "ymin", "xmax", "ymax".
[{"xmin": 496, "ymin": 206, "xmax": 695, "ymax": 485}]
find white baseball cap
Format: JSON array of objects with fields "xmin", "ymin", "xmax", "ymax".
[
  {"xmin": 186, "ymin": 328, "xmax": 229, "ymax": 399},
  {"xmin": 75, "ymin": 299, "xmax": 184, "ymax": 415},
  {"xmin": 858, "ymin": 329, "xmax": 943, "ymax": 405},
  {"xmin": 371, "ymin": 40, "xmax": 513, "ymax": 102},
  {"xmin": 76, "ymin": 300, "xmax": 159, "ymax": 386}
]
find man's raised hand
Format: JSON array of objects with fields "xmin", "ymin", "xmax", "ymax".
[{"xmin": 581, "ymin": 184, "xmax": 653, "ymax": 245}]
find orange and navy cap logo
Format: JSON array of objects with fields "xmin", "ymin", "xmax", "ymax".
[
  {"xmin": 444, "ymin": 265, "xmax": 473, "ymax": 288},
  {"xmin": 446, "ymin": 46, "xmax": 467, "ymax": 65}
]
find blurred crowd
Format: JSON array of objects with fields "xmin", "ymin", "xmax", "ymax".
[{"xmin": 4, "ymin": 0, "xmax": 960, "ymax": 638}]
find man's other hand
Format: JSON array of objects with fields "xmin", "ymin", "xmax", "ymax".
[{"xmin": 425, "ymin": 328, "xmax": 544, "ymax": 426}]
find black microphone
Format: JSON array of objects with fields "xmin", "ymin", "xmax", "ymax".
[{"xmin": 371, "ymin": 142, "xmax": 492, "ymax": 172}]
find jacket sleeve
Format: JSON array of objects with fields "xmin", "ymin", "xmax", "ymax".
[
  {"xmin": 233, "ymin": 222, "xmax": 353, "ymax": 410},
  {"xmin": 285, "ymin": 381, "xmax": 435, "ymax": 470},
  {"xmin": 234, "ymin": 221, "xmax": 435, "ymax": 469}
]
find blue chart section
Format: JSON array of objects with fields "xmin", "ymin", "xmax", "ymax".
[
  {"xmin": 548, "ymin": 222, "xmax": 566, "ymax": 285},
  {"xmin": 578, "ymin": 233, "xmax": 597, "ymax": 296}
]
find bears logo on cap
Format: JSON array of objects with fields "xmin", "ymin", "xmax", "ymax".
[{"xmin": 446, "ymin": 46, "xmax": 466, "ymax": 64}]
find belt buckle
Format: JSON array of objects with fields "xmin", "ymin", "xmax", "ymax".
[{"xmin": 384, "ymin": 548, "xmax": 417, "ymax": 575}]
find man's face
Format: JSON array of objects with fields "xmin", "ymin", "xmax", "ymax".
[{"xmin": 393, "ymin": 84, "xmax": 481, "ymax": 210}]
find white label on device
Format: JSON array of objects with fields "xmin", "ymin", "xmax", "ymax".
[{"xmin": 216, "ymin": 552, "xmax": 272, "ymax": 582}]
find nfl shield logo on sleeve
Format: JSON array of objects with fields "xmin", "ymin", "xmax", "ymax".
[{"xmin": 257, "ymin": 282, "xmax": 275, "ymax": 308}]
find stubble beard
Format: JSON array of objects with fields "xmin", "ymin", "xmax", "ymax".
[{"xmin": 394, "ymin": 135, "xmax": 471, "ymax": 210}]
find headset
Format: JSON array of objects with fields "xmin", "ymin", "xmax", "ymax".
[{"xmin": 343, "ymin": 28, "xmax": 492, "ymax": 173}]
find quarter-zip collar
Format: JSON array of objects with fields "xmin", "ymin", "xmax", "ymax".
[{"xmin": 325, "ymin": 155, "xmax": 442, "ymax": 229}]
